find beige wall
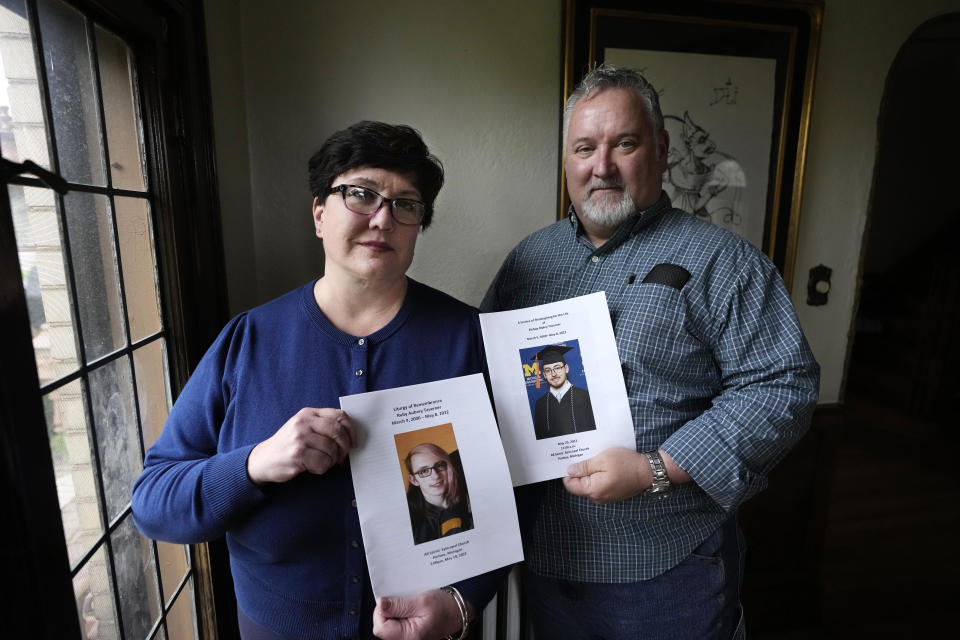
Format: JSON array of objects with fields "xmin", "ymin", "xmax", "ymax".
[
  {"xmin": 204, "ymin": 0, "xmax": 958, "ymax": 405},
  {"xmin": 205, "ymin": 0, "xmax": 561, "ymax": 313}
]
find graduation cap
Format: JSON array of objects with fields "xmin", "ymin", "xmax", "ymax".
[{"xmin": 532, "ymin": 344, "xmax": 573, "ymax": 366}]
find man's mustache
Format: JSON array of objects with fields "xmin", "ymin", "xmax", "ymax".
[{"xmin": 587, "ymin": 179, "xmax": 625, "ymax": 195}]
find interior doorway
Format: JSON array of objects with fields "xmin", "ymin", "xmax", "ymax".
[
  {"xmin": 848, "ymin": 13, "xmax": 960, "ymax": 431},
  {"xmin": 826, "ymin": 12, "xmax": 960, "ymax": 635}
]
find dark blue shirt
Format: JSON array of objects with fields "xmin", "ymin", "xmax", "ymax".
[{"xmin": 133, "ymin": 279, "xmax": 504, "ymax": 638}]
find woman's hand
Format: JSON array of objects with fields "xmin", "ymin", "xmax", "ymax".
[
  {"xmin": 372, "ymin": 589, "xmax": 467, "ymax": 640},
  {"xmin": 246, "ymin": 408, "xmax": 356, "ymax": 484}
]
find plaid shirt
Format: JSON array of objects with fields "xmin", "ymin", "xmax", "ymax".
[{"xmin": 481, "ymin": 194, "xmax": 819, "ymax": 581}]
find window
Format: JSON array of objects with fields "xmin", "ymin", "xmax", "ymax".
[{"xmin": 0, "ymin": 0, "xmax": 229, "ymax": 638}]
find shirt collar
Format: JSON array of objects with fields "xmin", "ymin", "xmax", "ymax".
[
  {"xmin": 567, "ymin": 191, "xmax": 673, "ymax": 254},
  {"xmin": 549, "ymin": 380, "xmax": 572, "ymax": 400}
]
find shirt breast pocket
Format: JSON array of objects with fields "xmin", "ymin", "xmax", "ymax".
[{"xmin": 614, "ymin": 283, "xmax": 696, "ymax": 378}]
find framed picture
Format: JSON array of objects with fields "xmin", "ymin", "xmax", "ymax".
[{"xmin": 562, "ymin": 0, "xmax": 823, "ymax": 287}]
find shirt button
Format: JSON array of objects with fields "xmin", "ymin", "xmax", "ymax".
[
  {"xmin": 351, "ymin": 499, "xmax": 357, "ymax": 508},
  {"xmin": 349, "ymin": 609, "xmax": 357, "ymax": 616},
  {"xmin": 591, "ymin": 255, "xmax": 600, "ymax": 263},
  {"xmin": 351, "ymin": 539, "xmax": 360, "ymax": 548},
  {"xmin": 351, "ymin": 576, "xmax": 360, "ymax": 584},
  {"xmin": 355, "ymin": 369, "xmax": 363, "ymax": 377},
  {"xmin": 358, "ymin": 338, "xmax": 365, "ymax": 346}
]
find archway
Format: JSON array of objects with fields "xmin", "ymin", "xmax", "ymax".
[{"xmin": 830, "ymin": 12, "xmax": 960, "ymax": 634}]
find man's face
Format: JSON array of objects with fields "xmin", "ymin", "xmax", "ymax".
[
  {"xmin": 542, "ymin": 361, "xmax": 569, "ymax": 390},
  {"xmin": 565, "ymin": 88, "xmax": 668, "ymax": 229},
  {"xmin": 408, "ymin": 449, "xmax": 454, "ymax": 506}
]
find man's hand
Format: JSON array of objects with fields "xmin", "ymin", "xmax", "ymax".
[
  {"xmin": 563, "ymin": 447, "xmax": 651, "ymax": 504},
  {"xmin": 564, "ymin": 447, "xmax": 691, "ymax": 503},
  {"xmin": 246, "ymin": 408, "xmax": 356, "ymax": 485},
  {"xmin": 372, "ymin": 589, "xmax": 466, "ymax": 640}
]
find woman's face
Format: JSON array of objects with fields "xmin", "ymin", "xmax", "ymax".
[
  {"xmin": 313, "ymin": 167, "xmax": 421, "ymax": 285},
  {"xmin": 408, "ymin": 448, "xmax": 456, "ymax": 508}
]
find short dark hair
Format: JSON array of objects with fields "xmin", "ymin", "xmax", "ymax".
[{"xmin": 308, "ymin": 121, "xmax": 444, "ymax": 229}]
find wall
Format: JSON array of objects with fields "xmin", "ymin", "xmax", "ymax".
[
  {"xmin": 789, "ymin": 0, "xmax": 959, "ymax": 402},
  {"xmin": 204, "ymin": 0, "xmax": 958, "ymax": 405},
  {"xmin": 204, "ymin": 0, "xmax": 561, "ymax": 313}
]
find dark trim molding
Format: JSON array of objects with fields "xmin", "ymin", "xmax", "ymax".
[{"xmin": 1, "ymin": 0, "xmax": 232, "ymax": 637}]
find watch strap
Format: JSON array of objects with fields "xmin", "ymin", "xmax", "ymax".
[{"xmin": 643, "ymin": 450, "xmax": 671, "ymax": 498}]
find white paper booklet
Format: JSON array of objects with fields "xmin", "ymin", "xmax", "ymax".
[
  {"xmin": 479, "ymin": 292, "xmax": 635, "ymax": 486},
  {"xmin": 341, "ymin": 373, "xmax": 523, "ymax": 598}
]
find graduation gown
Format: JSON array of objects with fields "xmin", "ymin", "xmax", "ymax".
[{"xmin": 533, "ymin": 385, "xmax": 596, "ymax": 440}]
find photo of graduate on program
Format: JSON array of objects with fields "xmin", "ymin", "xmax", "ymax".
[{"xmin": 519, "ymin": 341, "xmax": 597, "ymax": 440}]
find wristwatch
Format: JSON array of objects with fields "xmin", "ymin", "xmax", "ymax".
[{"xmin": 643, "ymin": 450, "xmax": 672, "ymax": 498}]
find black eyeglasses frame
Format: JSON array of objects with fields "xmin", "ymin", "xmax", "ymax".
[{"xmin": 328, "ymin": 184, "xmax": 425, "ymax": 226}]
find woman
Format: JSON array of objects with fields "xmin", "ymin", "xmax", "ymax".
[
  {"xmin": 405, "ymin": 444, "xmax": 473, "ymax": 544},
  {"xmin": 132, "ymin": 121, "xmax": 502, "ymax": 640}
]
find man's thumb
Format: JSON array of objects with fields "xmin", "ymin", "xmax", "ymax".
[{"xmin": 567, "ymin": 456, "xmax": 597, "ymax": 478}]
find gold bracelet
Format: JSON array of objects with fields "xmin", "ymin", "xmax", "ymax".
[{"xmin": 440, "ymin": 585, "xmax": 470, "ymax": 640}]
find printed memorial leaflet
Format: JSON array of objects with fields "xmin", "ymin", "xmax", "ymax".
[
  {"xmin": 479, "ymin": 292, "xmax": 635, "ymax": 485},
  {"xmin": 342, "ymin": 373, "xmax": 523, "ymax": 598}
]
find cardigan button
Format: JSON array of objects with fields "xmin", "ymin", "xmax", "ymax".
[{"xmin": 355, "ymin": 369, "xmax": 363, "ymax": 377}]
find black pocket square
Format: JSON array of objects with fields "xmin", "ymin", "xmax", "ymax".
[{"xmin": 641, "ymin": 263, "xmax": 691, "ymax": 290}]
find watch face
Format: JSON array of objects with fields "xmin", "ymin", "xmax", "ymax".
[{"xmin": 645, "ymin": 486, "xmax": 671, "ymax": 499}]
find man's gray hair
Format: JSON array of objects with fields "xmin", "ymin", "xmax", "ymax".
[{"xmin": 562, "ymin": 63, "xmax": 665, "ymax": 147}]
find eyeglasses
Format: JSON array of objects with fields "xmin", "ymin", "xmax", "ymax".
[
  {"xmin": 413, "ymin": 460, "xmax": 449, "ymax": 479},
  {"xmin": 542, "ymin": 364, "xmax": 566, "ymax": 375},
  {"xmin": 329, "ymin": 184, "xmax": 425, "ymax": 226}
]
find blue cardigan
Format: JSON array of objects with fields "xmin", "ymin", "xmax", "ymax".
[{"xmin": 132, "ymin": 279, "xmax": 506, "ymax": 639}]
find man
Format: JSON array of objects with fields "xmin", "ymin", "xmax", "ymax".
[
  {"xmin": 531, "ymin": 344, "xmax": 596, "ymax": 439},
  {"xmin": 405, "ymin": 443, "xmax": 473, "ymax": 544},
  {"xmin": 482, "ymin": 64, "xmax": 819, "ymax": 639}
]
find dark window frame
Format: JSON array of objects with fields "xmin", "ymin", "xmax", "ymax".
[{"xmin": 0, "ymin": 0, "xmax": 233, "ymax": 637}]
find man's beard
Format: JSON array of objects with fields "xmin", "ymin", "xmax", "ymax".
[{"xmin": 578, "ymin": 180, "xmax": 636, "ymax": 228}]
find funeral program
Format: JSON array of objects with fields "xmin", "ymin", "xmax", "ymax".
[
  {"xmin": 479, "ymin": 292, "xmax": 635, "ymax": 485},
  {"xmin": 341, "ymin": 373, "xmax": 523, "ymax": 598}
]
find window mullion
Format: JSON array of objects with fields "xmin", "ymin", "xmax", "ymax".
[
  {"xmin": 25, "ymin": 0, "xmax": 60, "ymax": 175},
  {"xmin": 78, "ymin": 14, "xmax": 142, "ymax": 638},
  {"xmin": 37, "ymin": 330, "xmax": 165, "ymax": 396},
  {"xmin": 0, "ymin": 173, "xmax": 150, "ymax": 199},
  {"xmin": 89, "ymin": 14, "xmax": 175, "ymax": 638}
]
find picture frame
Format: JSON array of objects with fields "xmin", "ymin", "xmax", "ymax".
[{"xmin": 561, "ymin": 0, "xmax": 823, "ymax": 287}]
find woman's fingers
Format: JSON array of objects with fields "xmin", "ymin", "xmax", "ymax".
[
  {"xmin": 247, "ymin": 408, "xmax": 358, "ymax": 484},
  {"xmin": 309, "ymin": 409, "xmax": 356, "ymax": 463}
]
